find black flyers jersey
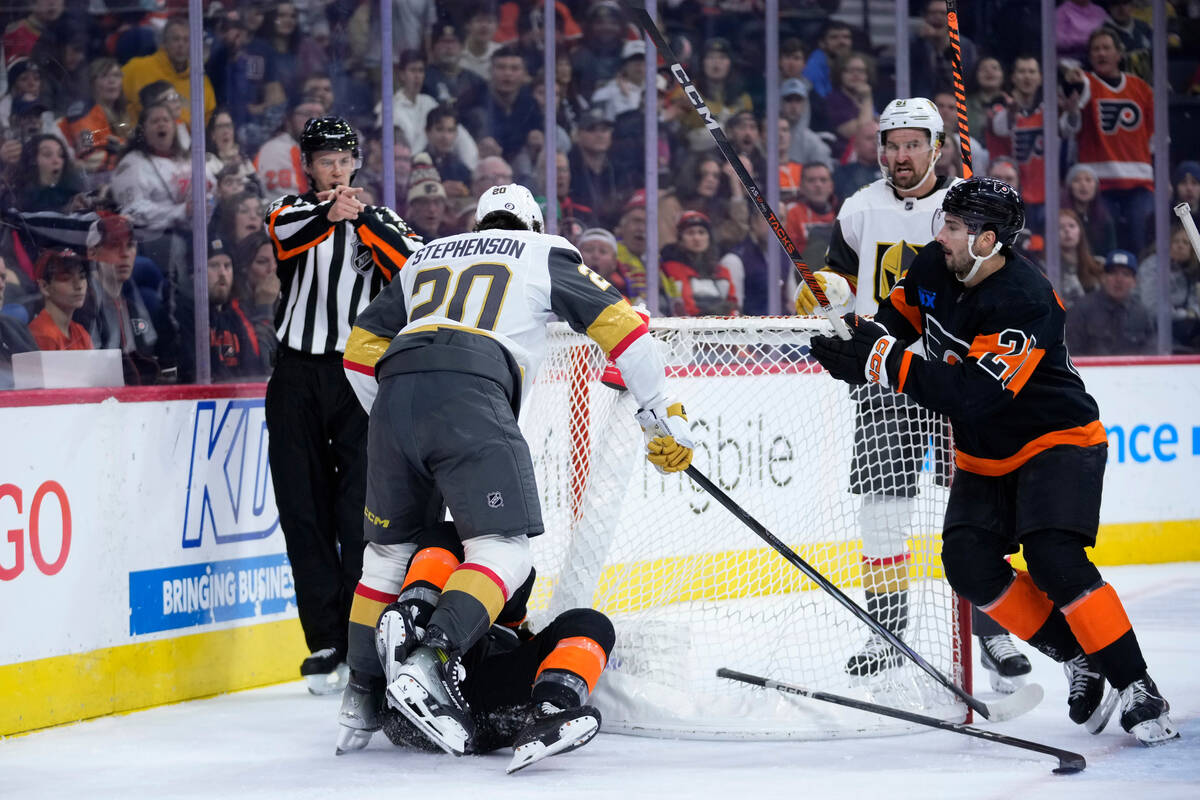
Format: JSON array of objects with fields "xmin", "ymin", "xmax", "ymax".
[{"xmin": 875, "ymin": 246, "xmax": 1106, "ymax": 476}]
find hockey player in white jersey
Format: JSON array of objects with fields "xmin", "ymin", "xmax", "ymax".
[
  {"xmin": 794, "ymin": 98, "xmax": 1032, "ymax": 691},
  {"xmin": 336, "ymin": 184, "xmax": 694, "ymax": 766}
]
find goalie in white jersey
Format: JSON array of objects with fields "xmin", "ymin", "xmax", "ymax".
[
  {"xmin": 336, "ymin": 184, "xmax": 694, "ymax": 761},
  {"xmin": 794, "ymin": 98, "xmax": 1031, "ymax": 690}
]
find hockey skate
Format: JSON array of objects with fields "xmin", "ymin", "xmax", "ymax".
[
  {"xmin": 979, "ymin": 633, "xmax": 1032, "ymax": 695},
  {"xmin": 386, "ymin": 644, "xmax": 475, "ymax": 756},
  {"xmin": 301, "ymin": 647, "xmax": 349, "ymax": 695},
  {"xmin": 1119, "ymin": 675, "xmax": 1179, "ymax": 745},
  {"xmin": 335, "ymin": 674, "xmax": 383, "ymax": 755},
  {"xmin": 845, "ymin": 633, "xmax": 903, "ymax": 680},
  {"xmin": 1063, "ymin": 653, "xmax": 1118, "ymax": 734},
  {"xmin": 375, "ymin": 602, "xmax": 422, "ymax": 684},
  {"xmin": 506, "ymin": 703, "xmax": 602, "ymax": 774}
]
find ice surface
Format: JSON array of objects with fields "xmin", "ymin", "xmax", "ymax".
[{"xmin": 3, "ymin": 563, "xmax": 1198, "ymax": 800}]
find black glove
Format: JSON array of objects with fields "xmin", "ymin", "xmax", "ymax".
[{"xmin": 809, "ymin": 313, "xmax": 902, "ymax": 388}]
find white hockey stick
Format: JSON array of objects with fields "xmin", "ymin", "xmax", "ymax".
[{"xmin": 1175, "ymin": 203, "xmax": 1200, "ymax": 262}]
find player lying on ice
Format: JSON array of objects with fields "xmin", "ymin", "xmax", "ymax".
[
  {"xmin": 334, "ymin": 183, "xmax": 695, "ymax": 770},
  {"xmin": 807, "ymin": 176, "xmax": 1178, "ymax": 746},
  {"xmin": 336, "ymin": 521, "xmax": 616, "ymax": 773}
]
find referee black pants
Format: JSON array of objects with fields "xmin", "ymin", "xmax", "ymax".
[{"xmin": 266, "ymin": 349, "xmax": 368, "ymax": 656}]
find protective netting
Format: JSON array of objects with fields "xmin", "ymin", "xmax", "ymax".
[{"xmin": 521, "ymin": 318, "xmax": 965, "ymax": 739}]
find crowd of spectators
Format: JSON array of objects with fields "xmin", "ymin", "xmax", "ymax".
[{"xmin": 0, "ymin": 0, "xmax": 1199, "ymax": 392}]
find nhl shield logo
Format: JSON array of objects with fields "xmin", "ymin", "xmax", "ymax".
[{"xmin": 487, "ymin": 491, "xmax": 504, "ymax": 508}]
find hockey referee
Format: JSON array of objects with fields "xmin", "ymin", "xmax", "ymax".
[{"xmin": 264, "ymin": 116, "xmax": 423, "ymax": 693}]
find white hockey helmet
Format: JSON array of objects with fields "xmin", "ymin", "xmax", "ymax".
[
  {"xmin": 878, "ymin": 97, "xmax": 945, "ymax": 149},
  {"xmin": 475, "ymin": 183, "xmax": 544, "ymax": 232}
]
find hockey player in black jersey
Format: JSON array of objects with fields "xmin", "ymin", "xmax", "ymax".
[{"xmin": 809, "ymin": 177, "xmax": 1178, "ymax": 746}]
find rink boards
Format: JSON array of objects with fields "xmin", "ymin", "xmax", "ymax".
[{"xmin": 1, "ymin": 360, "xmax": 1199, "ymax": 736}]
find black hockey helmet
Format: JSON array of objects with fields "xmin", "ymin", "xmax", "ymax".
[
  {"xmin": 299, "ymin": 115, "xmax": 361, "ymax": 164},
  {"xmin": 938, "ymin": 177, "xmax": 1025, "ymax": 246}
]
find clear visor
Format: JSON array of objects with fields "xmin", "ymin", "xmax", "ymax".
[{"xmin": 931, "ymin": 209, "xmax": 976, "ymax": 239}]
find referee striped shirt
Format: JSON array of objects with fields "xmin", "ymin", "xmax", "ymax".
[{"xmin": 266, "ymin": 192, "xmax": 423, "ymax": 355}]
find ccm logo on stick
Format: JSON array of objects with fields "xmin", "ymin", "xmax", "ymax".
[{"xmin": 0, "ymin": 481, "xmax": 72, "ymax": 581}]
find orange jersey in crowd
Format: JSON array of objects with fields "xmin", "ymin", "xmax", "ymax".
[
  {"xmin": 58, "ymin": 106, "xmax": 124, "ymax": 173},
  {"xmin": 1077, "ymin": 71, "xmax": 1153, "ymax": 191},
  {"xmin": 255, "ymin": 134, "xmax": 308, "ymax": 202},
  {"xmin": 1010, "ymin": 106, "xmax": 1046, "ymax": 206},
  {"xmin": 28, "ymin": 311, "xmax": 93, "ymax": 352}
]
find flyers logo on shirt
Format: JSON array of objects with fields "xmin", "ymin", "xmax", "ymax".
[
  {"xmin": 1012, "ymin": 128, "xmax": 1044, "ymax": 163},
  {"xmin": 1098, "ymin": 100, "xmax": 1143, "ymax": 134},
  {"xmin": 873, "ymin": 240, "xmax": 922, "ymax": 305}
]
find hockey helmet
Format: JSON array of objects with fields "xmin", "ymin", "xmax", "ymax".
[
  {"xmin": 475, "ymin": 183, "xmax": 544, "ymax": 232},
  {"xmin": 937, "ymin": 177, "xmax": 1026, "ymax": 246},
  {"xmin": 299, "ymin": 115, "xmax": 362, "ymax": 168},
  {"xmin": 878, "ymin": 97, "xmax": 944, "ymax": 149}
]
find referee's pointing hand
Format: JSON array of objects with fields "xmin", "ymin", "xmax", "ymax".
[{"xmin": 321, "ymin": 185, "xmax": 366, "ymax": 222}]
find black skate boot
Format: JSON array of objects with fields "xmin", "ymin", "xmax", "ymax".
[
  {"xmin": 506, "ymin": 703, "xmax": 602, "ymax": 774},
  {"xmin": 846, "ymin": 590, "xmax": 907, "ymax": 679},
  {"xmin": 979, "ymin": 633, "xmax": 1032, "ymax": 695},
  {"xmin": 375, "ymin": 601, "xmax": 422, "ymax": 684},
  {"xmin": 301, "ymin": 647, "xmax": 348, "ymax": 695},
  {"xmin": 385, "ymin": 628, "xmax": 475, "ymax": 756},
  {"xmin": 1119, "ymin": 675, "xmax": 1180, "ymax": 745},
  {"xmin": 335, "ymin": 672, "xmax": 383, "ymax": 755},
  {"xmin": 1063, "ymin": 652, "xmax": 1118, "ymax": 734}
]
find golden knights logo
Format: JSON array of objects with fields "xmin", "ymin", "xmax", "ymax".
[{"xmin": 873, "ymin": 240, "xmax": 922, "ymax": 305}]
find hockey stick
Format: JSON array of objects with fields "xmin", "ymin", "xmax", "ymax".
[
  {"xmin": 946, "ymin": 0, "xmax": 973, "ymax": 178},
  {"xmin": 686, "ymin": 466, "xmax": 1042, "ymax": 722},
  {"xmin": 624, "ymin": 5, "xmax": 850, "ymax": 340},
  {"xmin": 717, "ymin": 668, "xmax": 1085, "ymax": 774},
  {"xmin": 1175, "ymin": 203, "xmax": 1200, "ymax": 262}
]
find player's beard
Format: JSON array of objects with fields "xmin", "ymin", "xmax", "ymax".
[{"xmin": 891, "ymin": 161, "xmax": 921, "ymax": 189}]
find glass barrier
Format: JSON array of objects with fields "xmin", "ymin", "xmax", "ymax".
[{"xmin": 1, "ymin": 0, "xmax": 1198, "ymax": 392}]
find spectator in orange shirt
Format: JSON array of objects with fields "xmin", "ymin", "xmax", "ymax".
[
  {"xmin": 785, "ymin": 161, "xmax": 837, "ymax": 266},
  {"xmin": 58, "ymin": 58, "xmax": 130, "ymax": 178},
  {"xmin": 28, "ymin": 248, "xmax": 92, "ymax": 351}
]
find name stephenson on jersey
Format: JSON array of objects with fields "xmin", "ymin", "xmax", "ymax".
[
  {"xmin": 826, "ymin": 175, "xmax": 961, "ymax": 315},
  {"xmin": 343, "ymin": 229, "xmax": 666, "ymax": 411}
]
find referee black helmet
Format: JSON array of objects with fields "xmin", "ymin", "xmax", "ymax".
[
  {"xmin": 300, "ymin": 116, "xmax": 362, "ymax": 165},
  {"xmin": 939, "ymin": 177, "xmax": 1025, "ymax": 246}
]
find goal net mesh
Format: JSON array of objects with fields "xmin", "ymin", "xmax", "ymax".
[{"xmin": 521, "ymin": 317, "xmax": 965, "ymax": 739}]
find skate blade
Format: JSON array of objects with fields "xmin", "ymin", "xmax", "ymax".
[
  {"xmin": 386, "ymin": 676, "xmax": 469, "ymax": 756},
  {"xmin": 1130, "ymin": 714, "xmax": 1181, "ymax": 746},
  {"xmin": 981, "ymin": 681, "xmax": 1043, "ymax": 722},
  {"xmin": 1084, "ymin": 688, "xmax": 1120, "ymax": 735},
  {"xmin": 334, "ymin": 725, "xmax": 374, "ymax": 755},
  {"xmin": 506, "ymin": 715, "xmax": 600, "ymax": 774},
  {"xmin": 306, "ymin": 663, "xmax": 349, "ymax": 696},
  {"xmin": 987, "ymin": 670, "xmax": 1026, "ymax": 695}
]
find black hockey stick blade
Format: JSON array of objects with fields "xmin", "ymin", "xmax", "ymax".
[
  {"xmin": 718, "ymin": 668, "xmax": 1084, "ymax": 775},
  {"xmin": 686, "ymin": 466, "xmax": 1039, "ymax": 722},
  {"xmin": 623, "ymin": 3, "xmax": 849, "ymax": 339}
]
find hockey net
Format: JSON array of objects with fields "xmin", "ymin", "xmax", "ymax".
[{"xmin": 521, "ymin": 317, "xmax": 966, "ymax": 739}]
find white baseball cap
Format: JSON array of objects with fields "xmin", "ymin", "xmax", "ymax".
[{"xmin": 474, "ymin": 183, "xmax": 544, "ymax": 232}]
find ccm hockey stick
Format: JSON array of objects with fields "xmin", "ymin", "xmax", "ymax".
[
  {"xmin": 686, "ymin": 466, "xmax": 1042, "ymax": 722},
  {"xmin": 625, "ymin": 5, "xmax": 850, "ymax": 340},
  {"xmin": 946, "ymin": 0, "xmax": 973, "ymax": 177},
  {"xmin": 717, "ymin": 668, "xmax": 1085, "ymax": 775}
]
